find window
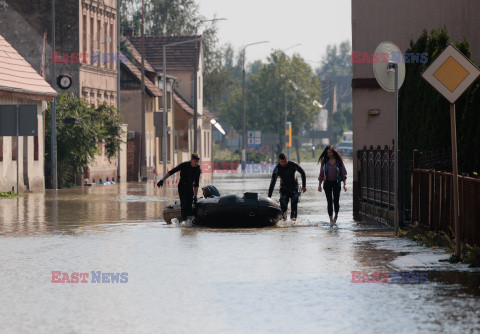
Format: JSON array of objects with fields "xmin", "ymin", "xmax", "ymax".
[
  {"xmin": 97, "ymin": 19, "xmax": 101, "ymax": 66},
  {"xmin": 199, "ymin": 76, "xmax": 202, "ymax": 100},
  {"xmin": 11, "ymin": 137, "xmax": 17, "ymax": 161},
  {"xmin": 203, "ymin": 132, "xmax": 206, "ymax": 157},
  {"xmin": 83, "ymin": 14, "xmax": 87, "ymax": 54},
  {"xmin": 104, "ymin": 21, "xmax": 108, "ymax": 68},
  {"xmin": 34, "ymin": 136, "xmax": 39, "ymax": 161},
  {"xmin": 90, "ymin": 17, "xmax": 94, "ymax": 64},
  {"xmin": 110, "ymin": 23, "xmax": 114, "ymax": 69}
]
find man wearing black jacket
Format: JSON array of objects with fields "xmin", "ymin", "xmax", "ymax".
[
  {"xmin": 268, "ymin": 153, "xmax": 306, "ymax": 220},
  {"xmin": 157, "ymin": 154, "xmax": 201, "ymax": 221}
]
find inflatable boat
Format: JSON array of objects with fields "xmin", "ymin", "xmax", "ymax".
[{"xmin": 163, "ymin": 185, "xmax": 282, "ymax": 227}]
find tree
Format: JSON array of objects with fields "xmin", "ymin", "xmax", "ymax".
[
  {"xmin": 119, "ymin": 0, "xmax": 229, "ymax": 111},
  {"xmin": 399, "ymin": 26, "xmax": 479, "ymax": 173},
  {"xmin": 219, "ymin": 50, "xmax": 322, "ymax": 158},
  {"xmin": 316, "ymin": 40, "xmax": 353, "ymax": 141},
  {"xmin": 316, "ymin": 40, "xmax": 352, "ymax": 78},
  {"xmin": 44, "ymin": 94, "xmax": 123, "ymax": 188}
]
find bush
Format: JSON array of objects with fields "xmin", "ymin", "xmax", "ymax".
[{"xmin": 45, "ymin": 94, "xmax": 123, "ymax": 188}]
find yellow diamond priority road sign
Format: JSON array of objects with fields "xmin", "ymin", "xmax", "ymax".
[{"xmin": 422, "ymin": 44, "xmax": 480, "ymax": 104}]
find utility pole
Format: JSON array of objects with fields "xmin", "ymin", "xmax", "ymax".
[
  {"xmin": 51, "ymin": 0, "xmax": 58, "ymax": 189},
  {"xmin": 241, "ymin": 41, "xmax": 269, "ymax": 171},
  {"xmin": 193, "ymin": 18, "xmax": 226, "ymax": 153},
  {"xmin": 140, "ymin": 0, "xmax": 146, "ymax": 180}
]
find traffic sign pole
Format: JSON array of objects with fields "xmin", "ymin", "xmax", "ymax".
[
  {"xmin": 450, "ymin": 103, "xmax": 461, "ymax": 257},
  {"xmin": 421, "ymin": 44, "xmax": 480, "ymax": 258}
]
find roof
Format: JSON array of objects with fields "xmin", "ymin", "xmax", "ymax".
[
  {"xmin": 173, "ymin": 92, "xmax": 193, "ymax": 115},
  {"xmin": 121, "ymin": 37, "xmax": 156, "ymax": 73},
  {"xmin": 128, "ymin": 36, "xmax": 202, "ymax": 72},
  {"xmin": 121, "ymin": 58, "xmax": 162, "ymax": 97},
  {"xmin": 0, "ymin": 34, "xmax": 57, "ymax": 99},
  {"xmin": 203, "ymin": 107, "xmax": 215, "ymax": 120}
]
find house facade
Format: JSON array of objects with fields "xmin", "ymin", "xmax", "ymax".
[
  {"xmin": 0, "ymin": 0, "xmax": 121, "ymax": 184},
  {"xmin": 127, "ymin": 35, "xmax": 213, "ymax": 171},
  {"xmin": 0, "ymin": 34, "xmax": 57, "ymax": 192}
]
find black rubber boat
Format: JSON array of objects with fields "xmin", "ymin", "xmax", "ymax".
[{"xmin": 162, "ymin": 185, "xmax": 282, "ymax": 227}]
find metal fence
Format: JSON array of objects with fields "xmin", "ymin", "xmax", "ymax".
[
  {"xmin": 357, "ymin": 145, "xmax": 395, "ymax": 209},
  {"xmin": 356, "ymin": 146, "xmax": 452, "ymax": 224},
  {"xmin": 412, "ymin": 169, "xmax": 480, "ymax": 246}
]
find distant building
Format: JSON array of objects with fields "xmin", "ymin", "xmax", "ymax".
[
  {"xmin": 120, "ymin": 37, "xmax": 173, "ymax": 180},
  {"xmin": 0, "ymin": 34, "xmax": 57, "ymax": 192},
  {"xmin": 127, "ymin": 35, "xmax": 213, "ymax": 170}
]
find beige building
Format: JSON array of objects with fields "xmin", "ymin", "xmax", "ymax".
[
  {"xmin": 128, "ymin": 35, "xmax": 213, "ymax": 171},
  {"xmin": 1, "ymin": 0, "xmax": 122, "ymax": 184},
  {"xmin": 352, "ymin": 0, "xmax": 480, "ymax": 210},
  {"xmin": 0, "ymin": 34, "xmax": 57, "ymax": 192}
]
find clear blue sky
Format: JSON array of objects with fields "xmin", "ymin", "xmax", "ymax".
[{"xmin": 198, "ymin": 0, "xmax": 352, "ymax": 69}]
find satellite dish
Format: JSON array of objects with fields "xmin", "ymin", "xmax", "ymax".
[{"xmin": 373, "ymin": 41, "xmax": 406, "ymax": 92}]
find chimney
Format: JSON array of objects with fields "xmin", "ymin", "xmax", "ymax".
[{"xmin": 123, "ymin": 27, "xmax": 134, "ymax": 37}]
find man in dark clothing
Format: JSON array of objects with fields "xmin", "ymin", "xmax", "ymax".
[
  {"xmin": 268, "ymin": 153, "xmax": 306, "ymax": 220},
  {"xmin": 157, "ymin": 153, "xmax": 202, "ymax": 221}
]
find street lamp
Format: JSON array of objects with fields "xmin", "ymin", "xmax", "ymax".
[
  {"xmin": 163, "ymin": 37, "xmax": 204, "ymax": 175},
  {"xmin": 193, "ymin": 18, "xmax": 227, "ymax": 153},
  {"xmin": 283, "ymin": 43, "xmax": 302, "ymax": 52},
  {"xmin": 241, "ymin": 40, "xmax": 269, "ymax": 171}
]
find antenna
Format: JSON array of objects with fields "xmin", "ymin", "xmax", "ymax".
[{"xmin": 373, "ymin": 41, "xmax": 405, "ymax": 235}]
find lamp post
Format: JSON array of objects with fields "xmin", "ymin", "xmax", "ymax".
[
  {"xmin": 193, "ymin": 18, "xmax": 227, "ymax": 153},
  {"xmin": 241, "ymin": 40, "xmax": 269, "ymax": 171},
  {"xmin": 163, "ymin": 37, "xmax": 204, "ymax": 175},
  {"xmin": 50, "ymin": 0, "xmax": 58, "ymax": 189},
  {"xmin": 283, "ymin": 43, "xmax": 302, "ymax": 52}
]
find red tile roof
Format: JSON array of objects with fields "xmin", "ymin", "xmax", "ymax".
[
  {"xmin": 203, "ymin": 107, "xmax": 215, "ymax": 120},
  {"xmin": 0, "ymin": 34, "xmax": 57, "ymax": 98},
  {"xmin": 174, "ymin": 92, "xmax": 193, "ymax": 115},
  {"xmin": 121, "ymin": 59, "xmax": 162, "ymax": 97},
  {"xmin": 121, "ymin": 37, "xmax": 156, "ymax": 73},
  {"xmin": 128, "ymin": 36, "xmax": 201, "ymax": 72}
]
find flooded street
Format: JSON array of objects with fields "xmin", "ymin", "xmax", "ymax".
[{"xmin": 1, "ymin": 162, "xmax": 479, "ymax": 333}]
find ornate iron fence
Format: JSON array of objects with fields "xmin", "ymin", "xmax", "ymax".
[{"xmin": 357, "ymin": 145, "xmax": 395, "ymax": 209}]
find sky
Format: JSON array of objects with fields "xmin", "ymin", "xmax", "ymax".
[{"xmin": 197, "ymin": 0, "xmax": 352, "ymax": 70}]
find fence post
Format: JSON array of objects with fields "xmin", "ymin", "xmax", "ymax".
[
  {"xmin": 411, "ymin": 150, "xmax": 419, "ymax": 222},
  {"xmin": 428, "ymin": 171, "xmax": 432, "ymax": 228}
]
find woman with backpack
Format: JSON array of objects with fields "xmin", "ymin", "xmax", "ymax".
[{"xmin": 318, "ymin": 145, "xmax": 347, "ymax": 226}]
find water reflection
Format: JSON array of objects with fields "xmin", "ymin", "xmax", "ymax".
[{"xmin": 1, "ymin": 162, "xmax": 479, "ymax": 333}]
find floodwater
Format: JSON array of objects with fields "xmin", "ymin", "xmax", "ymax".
[{"xmin": 1, "ymin": 162, "xmax": 479, "ymax": 333}]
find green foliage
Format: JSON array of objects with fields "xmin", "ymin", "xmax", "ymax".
[
  {"xmin": 399, "ymin": 26, "xmax": 480, "ymax": 173},
  {"xmin": 464, "ymin": 244, "xmax": 480, "ymax": 267},
  {"xmin": 45, "ymin": 94, "xmax": 123, "ymax": 188},
  {"xmin": 0, "ymin": 191, "xmax": 25, "ymax": 199},
  {"xmin": 399, "ymin": 222, "xmax": 480, "ymax": 267},
  {"xmin": 218, "ymin": 50, "xmax": 321, "ymax": 155},
  {"xmin": 316, "ymin": 41, "xmax": 352, "ymax": 78},
  {"xmin": 316, "ymin": 40, "xmax": 352, "ymax": 140},
  {"xmin": 119, "ymin": 0, "xmax": 230, "ymax": 111}
]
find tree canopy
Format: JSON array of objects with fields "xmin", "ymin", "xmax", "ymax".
[
  {"xmin": 119, "ymin": 0, "xmax": 229, "ymax": 109},
  {"xmin": 399, "ymin": 26, "xmax": 480, "ymax": 173},
  {"xmin": 45, "ymin": 94, "xmax": 123, "ymax": 188}
]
